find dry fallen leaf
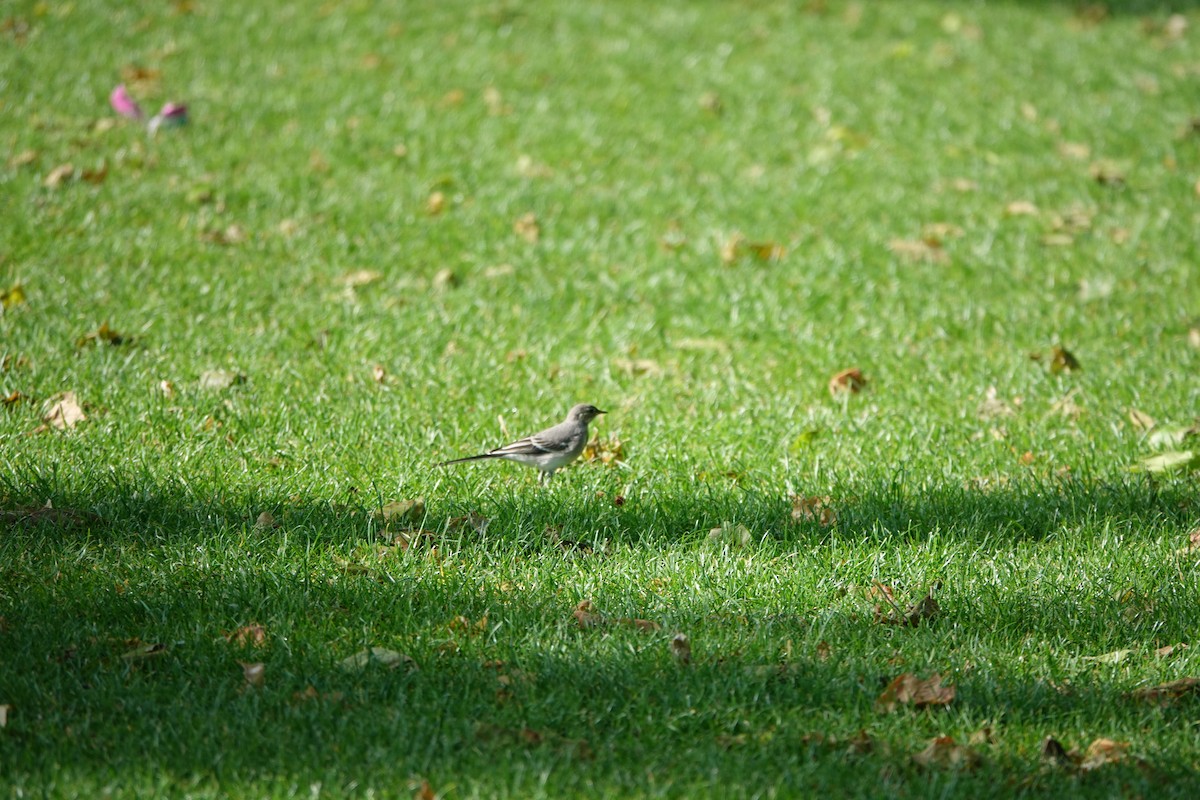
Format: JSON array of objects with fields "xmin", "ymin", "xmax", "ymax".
[
  {"xmin": 1155, "ymin": 643, "xmax": 1188, "ymax": 659},
  {"xmin": 224, "ymin": 624, "xmax": 267, "ymax": 647},
  {"xmin": 671, "ymin": 633, "xmax": 692, "ymax": 666},
  {"xmin": 375, "ymin": 498, "xmax": 426, "ymax": 526},
  {"xmin": 2, "ymin": 390, "xmax": 23, "ymax": 407},
  {"xmin": 708, "ymin": 521, "xmax": 753, "ymax": 547},
  {"xmin": 829, "ymin": 367, "xmax": 866, "ymax": 396},
  {"xmin": 1, "ymin": 283, "xmax": 26, "ymax": 310},
  {"xmin": 791, "ymin": 494, "xmax": 837, "ymax": 526},
  {"xmin": 514, "ymin": 212, "xmax": 540, "ymax": 244},
  {"xmin": 240, "ymin": 661, "xmax": 265, "ymax": 688},
  {"xmin": 1089, "ymin": 160, "xmax": 1125, "ymax": 187},
  {"xmin": 1080, "ymin": 738, "xmax": 1129, "ymax": 771},
  {"xmin": 1083, "ymin": 648, "xmax": 1134, "ymax": 665},
  {"xmin": 1128, "ymin": 409, "xmax": 1156, "ymax": 431},
  {"xmin": 338, "ymin": 269, "xmax": 383, "ymax": 288},
  {"xmin": 121, "ymin": 642, "xmax": 168, "ymax": 662},
  {"xmin": 720, "ymin": 233, "xmax": 785, "ymax": 264},
  {"xmin": 888, "ymin": 238, "xmax": 949, "ymax": 265},
  {"xmin": 43, "ymin": 163, "xmax": 75, "ymax": 188},
  {"xmin": 1040, "ymin": 735, "xmax": 1072, "ymax": 766},
  {"xmin": 1131, "ymin": 677, "xmax": 1200, "ymax": 705},
  {"xmin": 446, "ymin": 512, "xmax": 491, "ymax": 536},
  {"xmin": 572, "ymin": 599, "xmax": 604, "ymax": 630},
  {"xmin": 977, "ymin": 386, "xmax": 1018, "ymax": 419},
  {"xmin": 1004, "ymin": 200, "xmax": 1039, "ymax": 216},
  {"xmin": 875, "ymin": 673, "xmax": 956, "ymax": 713},
  {"xmin": 8, "ymin": 150, "xmax": 37, "ymax": 168},
  {"xmin": 426, "ymin": 191, "xmax": 447, "ymax": 215},
  {"xmin": 199, "ymin": 369, "xmax": 245, "ymax": 391},
  {"xmin": 432, "ymin": 268, "xmax": 457, "ymax": 291},
  {"xmin": 339, "ymin": 647, "xmax": 416, "ymax": 671},
  {"xmin": 913, "ymin": 736, "xmax": 980, "ymax": 770},
  {"xmin": 42, "ymin": 392, "xmax": 86, "ymax": 430},
  {"xmin": 582, "ymin": 435, "xmax": 625, "ymax": 466},
  {"xmin": 1050, "ymin": 345, "xmax": 1081, "ymax": 374}
]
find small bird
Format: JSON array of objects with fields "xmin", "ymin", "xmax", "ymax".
[{"xmin": 437, "ymin": 403, "xmax": 606, "ymax": 484}]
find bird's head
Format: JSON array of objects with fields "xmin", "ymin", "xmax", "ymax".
[{"xmin": 568, "ymin": 403, "xmax": 606, "ymax": 424}]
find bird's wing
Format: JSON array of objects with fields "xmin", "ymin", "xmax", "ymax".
[{"xmin": 487, "ymin": 435, "xmax": 557, "ymax": 456}]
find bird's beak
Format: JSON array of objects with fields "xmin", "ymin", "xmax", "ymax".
[{"xmin": 597, "ymin": 408, "xmax": 607, "ymax": 415}]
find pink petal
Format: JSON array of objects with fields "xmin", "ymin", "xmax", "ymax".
[{"xmin": 109, "ymin": 84, "xmax": 144, "ymax": 119}]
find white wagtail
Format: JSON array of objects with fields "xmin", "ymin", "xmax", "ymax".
[{"xmin": 437, "ymin": 403, "xmax": 606, "ymax": 484}]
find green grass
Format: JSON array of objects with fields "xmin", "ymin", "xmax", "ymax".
[{"xmin": 3, "ymin": 0, "xmax": 1200, "ymax": 796}]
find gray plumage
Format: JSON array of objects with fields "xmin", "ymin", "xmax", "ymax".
[{"xmin": 437, "ymin": 403, "xmax": 606, "ymax": 483}]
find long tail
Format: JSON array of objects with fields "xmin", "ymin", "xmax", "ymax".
[{"xmin": 436, "ymin": 453, "xmax": 500, "ymax": 467}]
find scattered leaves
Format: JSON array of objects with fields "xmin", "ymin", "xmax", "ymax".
[
  {"xmin": 338, "ymin": 647, "xmax": 416, "ymax": 671},
  {"xmin": 1128, "ymin": 408, "xmax": 1156, "ymax": 431},
  {"xmin": 977, "ymin": 386, "xmax": 1018, "ymax": 419},
  {"xmin": 2, "ymin": 390, "xmax": 23, "ymax": 407},
  {"xmin": 8, "ymin": 150, "xmax": 37, "ymax": 168},
  {"xmin": 42, "ymin": 392, "xmax": 86, "ymax": 430},
  {"xmin": 1155, "ymin": 642, "xmax": 1188, "ymax": 658},
  {"xmin": 339, "ymin": 269, "xmax": 383, "ymax": 288},
  {"xmin": 828, "ymin": 367, "xmax": 866, "ymax": 396},
  {"xmin": 791, "ymin": 494, "xmax": 837, "ymax": 526},
  {"xmin": 875, "ymin": 673, "xmax": 955, "ymax": 713}
]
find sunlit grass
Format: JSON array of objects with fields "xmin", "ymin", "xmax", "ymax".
[{"xmin": 2, "ymin": 0, "xmax": 1200, "ymax": 797}]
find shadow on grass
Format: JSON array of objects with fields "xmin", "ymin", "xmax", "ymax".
[{"xmin": 2, "ymin": 471, "xmax": 1197, "ymax": 793}]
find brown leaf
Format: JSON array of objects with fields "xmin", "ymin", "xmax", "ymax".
[
  {"xmin": 1128, "ymin": 409, "xmax": 1156, "ymax": 431},
  {"xmin": 875, "ymin": 673, "xmax": 956, "ymax": 713},
  {"xmin": 375, "ymin": 498, "xmax": 426, "ymax": 526},
  {"xmin": 1040, "ymin": 735, "xmax": 1073, "ymax": 766},
  {"xmin": 446, "ymin": 512, "xmax": 490, "ymax": 536},
  {"xmin": 671, "ymin": 633, "xmax": 692, "ymax": 665},
  {"xmin": 828, "ymin": 367, "xmax": 866, "ymax": 396},
  {"xmin": 76, "ymin": 322, "xmax": 127, "ymax": 348},
  {"xmin": 7, "ymin": 150, "xmax": 37, "ymax": 168},
  {"xmin": 1050, "ymin": 346, "xmax": 1081, "ymax": 374},
  {"xmin": 199, "ymin": 369, "xmax": 245, "ymax": 390},
  {"xmin": 1, "ymin": 283, "xmax": 27, "ymax": 311},
  {"xmin": 514, "ymin": 212, "xmax": 540, "ymax": 244},
  {"xmin": 338, "ymin": 269, "xmax": 383, "ymax": 288},
  {"xmin": 1089, "ymin": 160, "xmax": 1125, "ymax": 187},
  {"xmin": 1080, "ymin": 738, "xmax": 1129, "ymax": 771},
  {"xmin": 1131, "ymin": 677, "xmax": 1200, "ymax": 706},
  {"xmin": 121, "ymin": 642, "xmax": 168, "ymax": 662},
  {"xmin": 582, "ymin": 435, "xmax": 625, "ymax": 466},
  {"xmin": 888, "ymin": 238, "xmax": 948, "ymax": 265},
  {"xmin": 338, "ymin": 647, "xmax": 416, "ymax": 671},
  {"xmin": 42, "ymin": 392, "xmax": 86, "ymax": 430},
  {"xmin": 791, "ymin": 494, "xmax": 837, "ymax": 526},
  {"xmin": 720, "ymin": 233, "xmax": 785, "ymax": 264},
  {"xmin": 412, "ymin": 780, "xmax": 436, "ymax": 800},
  {"xmin": 3, "ymin": 390, "xmax": 24, "ymax": 407},
  {"xmin": 1155, "ymin": 643, "xmax": 1188, "ymax": 659},
  {"xmin": 912, "ymin": 736, "xmax": 980, "ymax": 770},
  {"xmin": 572, "ymin": 599, "xmax": 604, "ymax": 630},
  {"xmin": 224, "ymin": 624, "xmax": 267, "ymax": 647},
  {"xmin": 1176, "ymin": 528, "xmax": 1200, "ymax": 557},
  {"xmin": 1004, "ymin": 200, "xmax": 1039, "ymax": 217},
  {"xmin": 426, "ymin": 191, "xmax": 447, "ymax": 215},
  {"xmin": 620, "ymin": 617, "xmax": 661, "ymax": 632},
  {"xmin": 977, "ymin": 386, "xmax": 1017, "ymax": 419},
  {"xmin": 43, "ymin": 163, "xmax": 76, "ymax": 188},
  {"xmin": 240, "ymin": 661, "xmax": 265, "ymax": 688}
]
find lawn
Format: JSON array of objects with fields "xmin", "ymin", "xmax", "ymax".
[{"xmin": 3, "ymin": 0, "xmax": 1200, "ymax": 796}]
